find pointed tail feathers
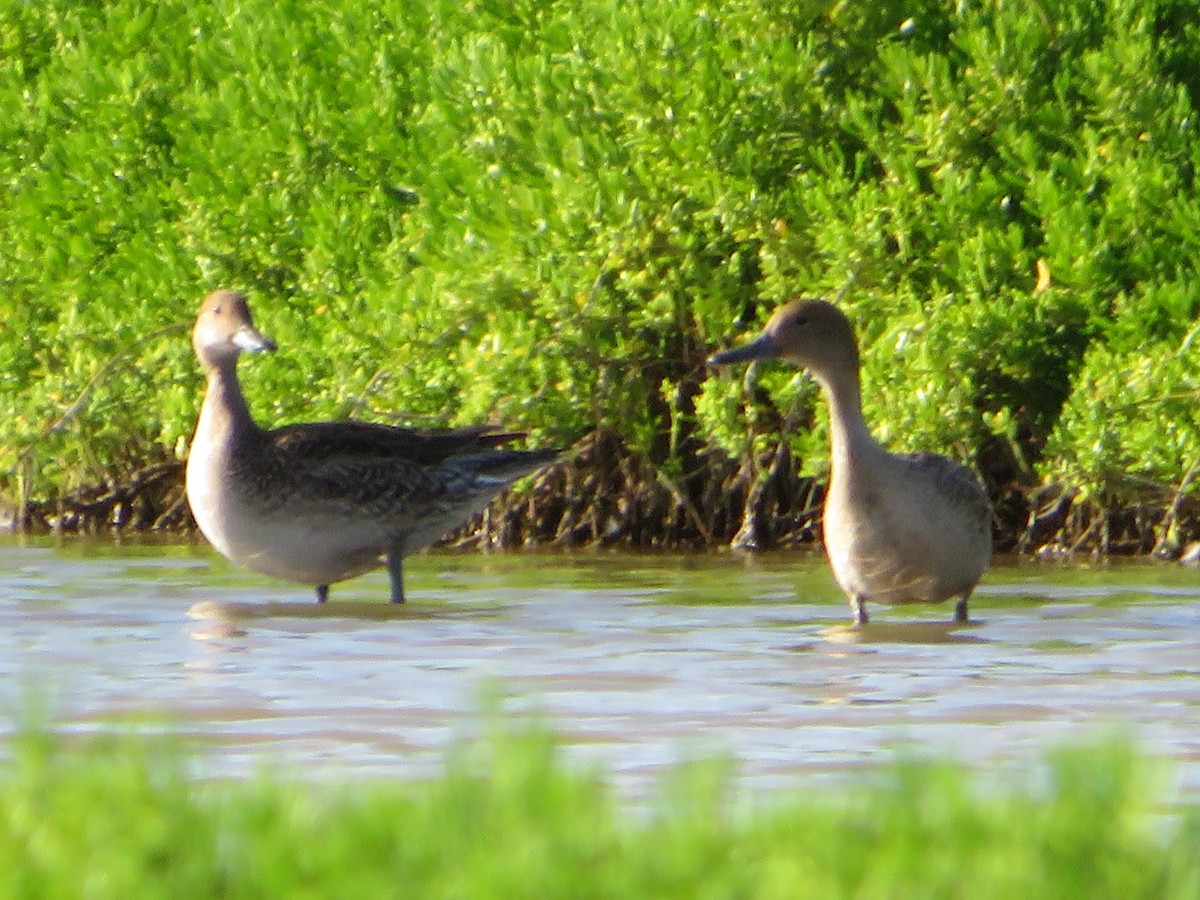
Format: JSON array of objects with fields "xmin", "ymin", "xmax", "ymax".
[{"xmin": 468, "ymin": 448, "xmax": 561, "ymax": 486}]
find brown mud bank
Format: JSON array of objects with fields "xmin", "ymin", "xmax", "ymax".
[{"xmin": 5, "ymin": 429, "xmax": 1200, "ymax": 562}]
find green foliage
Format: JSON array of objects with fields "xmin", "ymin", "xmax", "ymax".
[
  {"xmin": 0, "ymin": 723, "xmax": 1196, "ymax": 898},
  {"xmin": 1043, "ymin": 322, "xmax": 1200, "ymax": 505},
  {"xmin": 2, "ymin": 0, "xmax": 1200, "ymax": 510}
]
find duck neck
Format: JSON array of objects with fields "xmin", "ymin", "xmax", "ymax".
[
  {"xmin": 817, "ymin": 365, "xmax": 876, "ymax": 479},
  {"xmin": 197, "ymin": 358, "xmax": 258, "ymax": 443}
]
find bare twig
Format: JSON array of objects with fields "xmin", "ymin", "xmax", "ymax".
[{"xmin": 1153, "ymin": 455, "xmax": 1200, "ymax": 557}]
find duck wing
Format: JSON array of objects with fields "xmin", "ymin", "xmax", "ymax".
[
  {"xmin": 263, "ymin": 421, "xmax": 558, "ymax": 506},
  {"xmin": 267, "ymin": 421, "xmax": 526, "ymax": 465},
  {"xmin": 898, "ymin": 451, "xmax": 992, "ymax": 525}
]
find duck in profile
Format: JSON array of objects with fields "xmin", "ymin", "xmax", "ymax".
[
  {"xmin": 708, "ymin": 299, "xmax": 991, "ymax": 625},
  {"xmin": 185, "ymin": 290, "xmax": 559, "ymax": 604}
]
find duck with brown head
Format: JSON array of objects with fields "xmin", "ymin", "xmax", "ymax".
[
  {"xmin": 709, "ymin": 298, "xmax": 991, "ymax": 625},
  {"xmin": 185, "ymin": 290, "xmax": 559, "ymax": 604}
]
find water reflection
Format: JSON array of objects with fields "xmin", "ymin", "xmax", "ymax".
[
  {"xmin": 820, "ymin": 620, "xmax": 989, "ymax": 645},
  {"xmin": 1, "ymin": 537, "xmax": 1198, "ymax": 799}
]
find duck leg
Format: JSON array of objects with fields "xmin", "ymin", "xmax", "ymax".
[
  {"xmin": 316, "ymin": 584, "xmax": 329, "ymax": 604},
  {"xmin": 953, "ymin": 594, "xmax": 970, "ymax": 624},
  {"xmin": 387, "ymin": 548, "xmax": 406, "ymax": 604},
  {"xmin": 852, "ymin": 595, "xmax": 869, "ymax": 626}
]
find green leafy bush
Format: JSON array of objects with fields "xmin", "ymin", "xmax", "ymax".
[{"xmin": 2, "ymin": 0, "xmax": 1199, "ymax": 541}]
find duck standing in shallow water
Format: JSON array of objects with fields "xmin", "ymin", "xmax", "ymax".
[
  {"xmin": 708, "ymin": 299, "xmax": 991, "ymax": 625},
  {"xmin": 185, "ymin": 290, "xmax": 559, "ymax": 604}
]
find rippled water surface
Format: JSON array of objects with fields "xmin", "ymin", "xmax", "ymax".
[{"xmin": 2, "ymin": 537, "xmax": 1198, "ymax": 796}]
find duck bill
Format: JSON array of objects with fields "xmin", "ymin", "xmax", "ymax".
[
  {"xmin": 233, "ymin": 325, "xmax": 277, "ymax": 353},
  {"xmin": 707, "ymin": 333, "xmax": 779, "ymax": 367}
]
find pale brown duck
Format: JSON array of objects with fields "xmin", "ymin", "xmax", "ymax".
[{"xmin": 709, "ymin": 299, "xmax": 991, "ymax": 625}]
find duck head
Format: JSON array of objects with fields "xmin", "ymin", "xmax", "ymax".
[
  {"xmin": 192, "ymin": 290, "xmax": 277, "ymax": 370},
  {"xmin": 708, "ymin": 298, "xmax": 859, "ymax": 383}
]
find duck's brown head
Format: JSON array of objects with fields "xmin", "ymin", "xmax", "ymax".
[
  {"xmin": 708, "ymin": 298, "xmax": 859, "ymax": 381},
  {"xmin": 192, "ymin": 290, "xmax": 276, "ymax": 370}
]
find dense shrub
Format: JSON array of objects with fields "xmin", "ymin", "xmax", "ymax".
[{"xmin": 2, "ymin": 0, "xmax": 1198, "ymax": 546}]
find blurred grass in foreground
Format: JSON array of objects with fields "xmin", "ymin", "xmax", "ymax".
[{"xmin": 0, "ymin": 721, "xmax": 1196, "ymax": 899}]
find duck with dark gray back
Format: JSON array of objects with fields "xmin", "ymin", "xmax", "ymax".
[{"xmin": 186, "ymin": 290, "xmax": 559, "ymax": 604}]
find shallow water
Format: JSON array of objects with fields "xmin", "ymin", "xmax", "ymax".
[{"xmin": 1, "ymin": 537, "xmax": 1198, "ymax": 798}]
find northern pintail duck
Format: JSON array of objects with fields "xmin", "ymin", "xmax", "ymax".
[
  {"xmin": 186, "ymin": 290, "xmax": 559, "ymax": 603},
  {"xmin": 709, "ymin": 299, "xmax": 991, "ymax": 625}
]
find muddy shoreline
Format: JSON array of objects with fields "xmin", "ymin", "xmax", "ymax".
[{"xmin": 6, "ymin": 429, "xmax": 1200, "ymax": 563}]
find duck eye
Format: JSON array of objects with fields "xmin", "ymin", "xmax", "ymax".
[{"xmin": 795, "ymin": 316, "xmax": 808, "ymax": 326}]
